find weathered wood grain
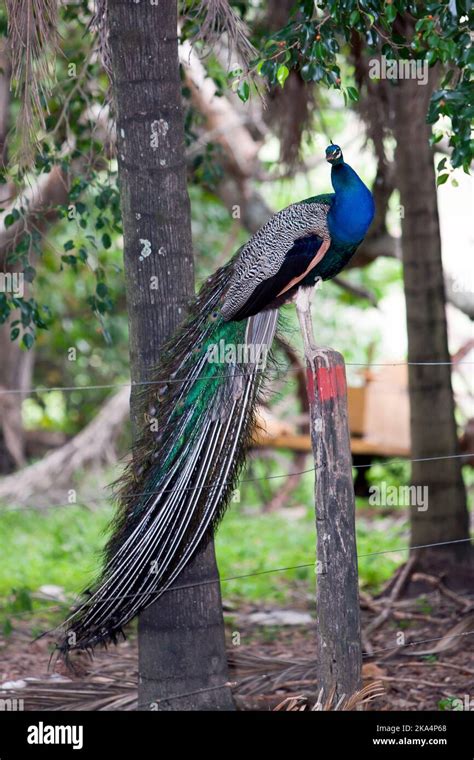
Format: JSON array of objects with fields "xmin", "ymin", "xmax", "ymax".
[{"xmin": 306, "ymin": 348, "xmax": 362, "ymax": 704}]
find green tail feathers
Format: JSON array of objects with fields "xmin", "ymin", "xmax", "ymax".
[{"xmin": 58, "ymin": 263, "xmax": 278, "ymax": 653}]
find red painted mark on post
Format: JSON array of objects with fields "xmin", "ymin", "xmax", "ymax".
[{"xmin": 316, "ymin": 365, "xmax": 346, "ymax": 402}]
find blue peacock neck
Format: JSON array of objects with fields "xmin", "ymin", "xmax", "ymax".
[{"xmin": 328, "ymin": 162, "xmax": 375, "ymax": 246}]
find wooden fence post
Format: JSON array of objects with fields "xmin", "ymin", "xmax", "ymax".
[{"xmin": 296, "ymin": 287, "xmax": 362, "ymax": 706}]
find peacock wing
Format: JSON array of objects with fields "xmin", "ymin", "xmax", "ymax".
[{"xmin": 221, "ymin": 198, "xmax": 332, "ymax": 321}]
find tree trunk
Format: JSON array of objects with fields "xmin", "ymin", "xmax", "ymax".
[
  {"xmin": 107, "ymin": 0, "xmax": 234, "ymax": 710},
  {"xmin": 393, "ymin": 76, "xmax": 471, "ymax": 573}
]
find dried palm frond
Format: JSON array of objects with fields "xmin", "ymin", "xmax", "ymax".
[
  {"xmin": 229, "ymin": 650, "xmax": 386, "ymax": 710},
  {"xmin": 0, "ymin": 677, "xmax": 138, "ymax": 712},
  {"xmin": 229, "ymin": 650, "xmax": 319, "ymax": 696},
  {"xmin": 184, "ymin": 0, "xmax": 257, "ymax": 70},
  {"xmin": 274, "ymin": 680, "xmax": 385, "ymax": 711},
  {"xmin": 6, "ymin": 0, "xmax": 59, "ymax": 166}
]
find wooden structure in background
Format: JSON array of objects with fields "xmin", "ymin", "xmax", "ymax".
[{"xmin": 253, "ymin": 362, "xmax": 411, "ymax": 459}]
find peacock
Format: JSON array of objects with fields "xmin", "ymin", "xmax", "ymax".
[{"xmin": 59, "ymin": 143, "xmax": 375, "ymax": 653}]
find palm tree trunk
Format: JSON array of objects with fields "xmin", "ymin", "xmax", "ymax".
[
  {"xmin": 393, "ymin": 75, "xmax": 471, "ymax": 573},
  {"xmin": 107, "ymin": 0, "xmax": 234, "ymax": 710}
]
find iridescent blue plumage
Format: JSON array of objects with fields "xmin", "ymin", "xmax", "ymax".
[{"xmin": 326, "ymin": 144, "xmax": 375, "ymax": 245}]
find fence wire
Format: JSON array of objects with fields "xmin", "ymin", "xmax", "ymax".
[
  {"xmin": 0, "ymin": 359, "xmax": 472, "ymax": 395},
  {"xmin": 1, "ymin": 451, "xmax": 473, "ymax": 516},
  {"xmin": 1, "ymin": 536, "xmax": 472, "ymax": 621}
]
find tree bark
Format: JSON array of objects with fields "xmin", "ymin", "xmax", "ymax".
[
  {"xmin": 107, "ymin": 0, "xmax": 234, "ymax": 710},
  {"xmin": 393, "ymin": 76, "xmax": 471, "ymax": 571}
]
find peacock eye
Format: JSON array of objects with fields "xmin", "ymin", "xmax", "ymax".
[{"xmin": 209, "ymin": 310, "xmax": 219, "ymax": 322}]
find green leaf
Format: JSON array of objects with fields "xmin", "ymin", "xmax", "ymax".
[
  {"xmin": 236, "ymin": 80, "xmax": 250, "ymax": 103},
  {"xmin": 346, "ymin": 86, "xmax": 359, "ymax": 102},
  {"xmin": 61, "ymin": 254, "xmax": 77, "ymax": 268},
  {"xmin": 22, "ymin": 332, "xmax": 34, "ymax": 349},
  {"xmin": 276, "ymin": 64, "xmax": 289, "ymax": 88},
  {"xmin": 436, "ymin": 173, "xmax": 449, "ymax": 186},
  {"xmin": 21, "ymin": 309, "xmax": 31, "ymax": 328},
  {"xmin": 312, "ymin": 65, "xmax": 324, "ymax": 82},
  {"xmin": 10, "ymin": 327, "xmax": 20, "ymax": 342},
  {"xmin": 300, "ymin": 62, "xmax": 314, "ymax": 81},
  {"xmin": 63, "ymin": 239, "xmax": 74, "ymax": 251},
  {"xmin": 23, "ymin": 266, "xmax": 36, "ymax": 283},
  {"xmin": 385, "ymin": 3, "xmax": 397, "ymax": 23},
  {"xmin": 96, "ymin": 282, "xmax": 108, "ymax": 298},
  {"xmin": 102, "ymin": 232, "xmax": 112, "ymax": 249}
]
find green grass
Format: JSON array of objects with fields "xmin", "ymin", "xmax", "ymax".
[
  {"xmin": 0, "ymin": 505, "xmax": 113, "ymax": 613},
  {"xmin": 3, "ymin": 460, "xmax": 470, "ymax": 633},
  {"xmin": 216, "ymin": 500, "xmax": 406, "ymax": 603},
  {"xmin": 8, "ymin": 459, "xmax": 470, "ymax": 621},
  {"xmin": 0, "ymin": 486, "xmax": 408, "ymax": 627}
]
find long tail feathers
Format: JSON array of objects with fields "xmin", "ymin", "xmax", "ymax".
[{"xmin": 58, "ymin": 264, "xmax": 278, "ymax": 654}]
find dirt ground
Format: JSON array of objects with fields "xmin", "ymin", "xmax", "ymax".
[{"xmin": 1, "ymin": 573, "xmax": 473, "ymax": 711}]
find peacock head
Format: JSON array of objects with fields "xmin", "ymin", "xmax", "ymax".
[{"xmin": 325, "ymin": 143, "xmax": 343, "ymax": 165}]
